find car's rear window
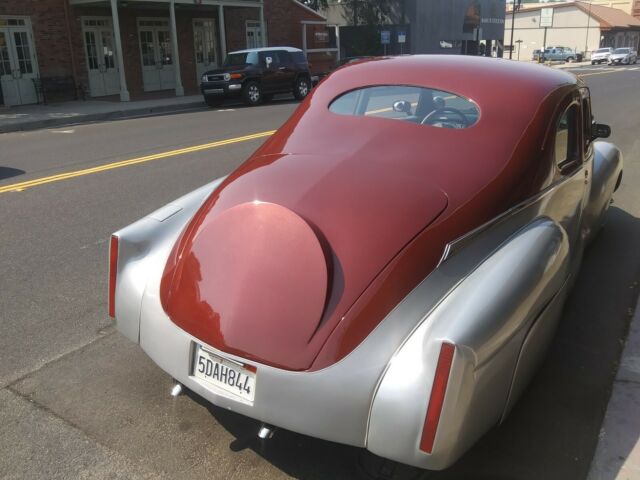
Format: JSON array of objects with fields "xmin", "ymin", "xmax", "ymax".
[
  {"xmin": 329, "ymin": 85, "xmax": 479, "ymax": 129},
  {"xmin": 291, "ymin": 51, "xmax": 308, "ymax": 64}
]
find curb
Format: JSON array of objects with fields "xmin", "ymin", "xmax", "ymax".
[{"xmin": 0, "ymin": 100, "xmax": 205, "ymax": 134}]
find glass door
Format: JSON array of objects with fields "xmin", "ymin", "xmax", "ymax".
[
  {"xmin": 82, "ymin": 18, "xmax": 120, "ymax": 97},
  {"xmin": 194, "ymin": 19, "xmax": 218, "ymax": 81},
  {"xmin": 138, "ymin": 19, "xmax": 175, "ymax": 92},
  {"xmin": 0, "ymin": 18, "xmax": 39, "ymax": 106}
]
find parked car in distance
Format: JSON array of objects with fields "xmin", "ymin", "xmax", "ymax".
[
  {"xmin": 608, "ymin": 47, "xmax": 637, "ymax": 65},
  {"xmin": 542, "ymin": 46, "xmax": 582, "ymax": 62},
  {"xmin": 591, "ymin": 47, "xmax": 614, "ymax": 64},
  {"xmin": 532, "ymin": 49, "xmax": 542, "ymax": 61},
  {"xmin": 199, "ymin": 46, "xmax": 312, "ymax": 107},
  {"xmin": 110, "ymin": 56, "xmax": 622, "ymax": 475}
]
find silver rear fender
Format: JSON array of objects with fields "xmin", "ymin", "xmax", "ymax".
[{"xmin": 112, "ymin": 178, "xmax": 226, "ymax": 343}]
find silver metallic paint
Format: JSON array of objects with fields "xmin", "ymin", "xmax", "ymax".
[{"xmin": 111, "ymin": 142, "xmax": 622, "ymax": 470}]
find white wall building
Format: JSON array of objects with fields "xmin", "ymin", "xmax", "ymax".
[{"xmin": 505, "ymin": 1, "xmax": 640, "ymax": 60}]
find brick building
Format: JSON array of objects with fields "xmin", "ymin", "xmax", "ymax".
[{"xmin": 0, "ymin": 0, "xmax": 334, "ymax": 106}]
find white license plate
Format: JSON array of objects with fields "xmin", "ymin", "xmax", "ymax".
[{"xmin": 192, "ymin": 345, "xmax": 256, "ymax": 402}]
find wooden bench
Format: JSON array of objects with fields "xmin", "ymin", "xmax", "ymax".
[{"xmin": 32, "ymin": 76, "xmax": 85, "ymax": 104}]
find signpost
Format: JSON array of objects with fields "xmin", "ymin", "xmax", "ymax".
[
  {"xmin": 397, "ymin": 31, "xmax": 406, "ymax": 54},
  {"xmin": 381, "ymin": 30, "xmax": 390, "ymax": 55},
  {"xmin": 540, "ymin": 7, "xmax": 554, "ymax": 61}
]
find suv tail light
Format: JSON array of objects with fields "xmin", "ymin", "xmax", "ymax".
[
  {"xmin": 108, "ymin": 235, "xmax": 119, "ymax": 318},
  {"xmin": 419, "ymin": 342, "xmax": 455, "ymax": 454}
]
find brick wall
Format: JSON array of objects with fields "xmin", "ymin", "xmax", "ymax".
[{"xmin": 1, "ymin": 0, "xmax": 329, "ymax": 101}]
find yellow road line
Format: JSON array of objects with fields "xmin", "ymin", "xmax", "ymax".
[{"xmin": 0, "ymin": 130, "xmax": 275, "ymax": 194}]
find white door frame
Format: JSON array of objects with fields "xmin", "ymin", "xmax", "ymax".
[
  {"xmin": 81, "ymin": 16, "xmax": 120, "ymax": 97},
  {"xmin": 137, "ymin": 17, "xmax": 175, "ymax": 92},
  {"xmin": 193, "ymin": 18, "xmax": 218, "ymax": 81},
  {"xmin": 245, "ymin": 20, "xmax": 263, "ymax": 50},
  {"xmin": 0, "ymin": 15, "xmax": 39, "ymax": 106}
]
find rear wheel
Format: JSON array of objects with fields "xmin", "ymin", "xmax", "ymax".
[
  {"xmin": 566, "ymin": 56, "xmax": 575, "ymax": 63},
  {"xmin": 242, "ymin": 81, "xmax": 262, "ymax": 106},
  {"xmin": 204, "ymin": 95, "xmax": 224, "ymax": 108},
  {"xmin": 293, "ymin": 76, "xmax": 311, "ymax": 100}
]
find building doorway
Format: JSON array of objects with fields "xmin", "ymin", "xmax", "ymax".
[
  {"xmin": 0, "ymin": 17, "xmax": 39, "ymax": 106},
  {"xmin": 246, "ymin": 20, "xmax": 262, "ymax": 49},
  {"xmin": 193, "ymin": 18, "xmax": 218, "ymax": 80},
  {"xmin": 138, "ymin": 18, "xmax": 175, "ymax": 92},
  {"xmin": 82, "ymin": 17, "xmax": 120, "ymax": 97}
]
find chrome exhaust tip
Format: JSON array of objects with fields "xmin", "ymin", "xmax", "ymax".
[
  {"xmin": 258, "ymin": 423, "xmax": 275, "ymax": 439},
  {"xmin": 170, "ymin": 382, "xmax": 183, "ymax": 397}
]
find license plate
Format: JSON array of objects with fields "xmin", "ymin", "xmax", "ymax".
[
  {"xmin": 204, "ymin": 88, "xmax": 224, "ymax": 94},
  {"xmin": 192, "ymin": 345, "xmax": 256, "ymax": 402}
]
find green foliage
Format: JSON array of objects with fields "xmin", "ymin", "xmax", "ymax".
[{"xmin": 342, "ymin": 0, "xmax": 401, "ymax": 26}]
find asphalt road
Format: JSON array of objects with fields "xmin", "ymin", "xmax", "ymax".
[{"xmin": 1, "ymin": 64, "xmax": 639, "ymax": 480}]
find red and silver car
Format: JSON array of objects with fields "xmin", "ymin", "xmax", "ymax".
[{"xmin": 109, "ymin": 55, "xmax": 622, "ymax": 473}]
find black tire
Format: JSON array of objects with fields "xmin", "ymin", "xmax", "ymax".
[
  {"xmin": 566, "ymin": 56, "xmax": 575, "ymax": 63},
  {"xmin": 293, "ymin": 76, "xmax": 311, "ymax": 101},
  {"xmin": 242, "ymin": 81, "xmax": 262, "ymax": 106},
  {"xmin": 262, "ymin": 93, "xmax": 274, "ymax": 103},
  {"xmin": 204, "ymin": 95, "xmax": 224, "ymax": 108}
]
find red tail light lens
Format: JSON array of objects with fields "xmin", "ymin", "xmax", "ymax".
[
  {"xmin": 108, "ymin": 235, "xmax": 118, "ymax": 318},
  {"xmin": 420, "ymin": 342, "xmax": 455, "ymax": 454}
]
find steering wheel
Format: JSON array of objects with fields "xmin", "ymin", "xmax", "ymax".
[{"xmin": 420, "ymin": 107, "xmax": 469, "ymax": 127}]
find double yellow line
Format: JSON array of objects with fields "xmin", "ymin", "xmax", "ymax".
[{"xmin": 0, "ymin": 130, "xmax": 275, "ymax": 194}]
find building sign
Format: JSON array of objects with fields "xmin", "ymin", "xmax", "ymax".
[
  {"xmin": 381, "ymin": 30, "xmax": 391, "ymax": 45},
  {"xmin": 314, "ymin": 31, "xmax": 329, "ymax": 43},
  {"xmin": 398, "ymin": 31, "xmax": 406, "ymax": 44},
  {"xmin": 481, "ymin": 17, "xmax": 504, "ymax": 24},
  {"xmin": 540, "ymin": 8, "xmax": 554, "ymax": 28}
]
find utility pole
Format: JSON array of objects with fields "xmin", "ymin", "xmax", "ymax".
[
  {"xmin": 585, "ymin": 0, "xmax": 593, "ymax": 55},
  {"xmin": 509, "ymin": 0, "xmax": 522, "ymax": 59}
]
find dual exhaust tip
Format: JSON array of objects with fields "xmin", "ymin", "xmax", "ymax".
[{"xmin": 170, "ymin": 382, "xmax": 276, "ymax": 439}]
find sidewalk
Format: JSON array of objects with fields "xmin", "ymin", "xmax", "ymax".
[
  {"xmin": 588, "ymin": 290, "xmax": 640, "ymax": 480},
  {"xmin": 0, "ymin": 94, "xmax": 205, "ymax": 134}
]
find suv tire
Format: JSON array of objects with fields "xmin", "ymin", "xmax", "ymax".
[
  {"xmin": 243, "ymin": 81, "xmax": 262, "ymax": 106},
  {"xmin": 205, "ymin": 95, "xmax": 224, "ymax": 108},
  {"xmin": 293, "ymin": 76, "xmax": 311, "ymax": 100}
]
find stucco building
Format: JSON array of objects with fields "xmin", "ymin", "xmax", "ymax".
[{"xmin": 505, "ymin": 1, "xmax": 640, "ymax": 59}]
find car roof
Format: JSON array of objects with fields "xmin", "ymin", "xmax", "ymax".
[{"xmin": 228, "ymin": 46, "xmax": 303, "ymax": 54}]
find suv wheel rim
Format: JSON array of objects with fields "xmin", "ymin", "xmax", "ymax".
[
  {"xmin": 248, "ymin": 85, "xmax": 260, "ymax": 102},
  {"xmin": 298, "ymin": 80, "xmax": 309, "ymax": 97}
]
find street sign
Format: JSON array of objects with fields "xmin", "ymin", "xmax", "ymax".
[
  {"xmin": 397, "ymin": 31, "xmax": 406, "ymax": 44},
  {"xmin": 540, "ymin": 8, "xmax": 554, "ymax": 28},
  {"xmin": 381, "ymin": 30, "xmax": 391, "ymax": 45}
]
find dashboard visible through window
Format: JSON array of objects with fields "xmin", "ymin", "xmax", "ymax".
[{"xmin": 329, "ymin": 85, "xmax": 480, "ymax": 129}]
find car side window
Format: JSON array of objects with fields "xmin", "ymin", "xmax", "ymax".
[
  {"xmin": 259, "ymin": 51, "xmax": 276, "ymax": 68},
  {"xmin": 276, "ymin": 51, "xmax": 291, "ymax": 66},
  {"xmin": 555, "ymin": 104, "xmax": 580, "ymax": 171}
]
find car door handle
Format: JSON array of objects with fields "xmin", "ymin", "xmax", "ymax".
[{"xmin": 278, "ymin": 66, "xmax": 287, "ymax": 71}]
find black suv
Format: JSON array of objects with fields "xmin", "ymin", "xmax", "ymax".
[{"xmin": 200, "ymin": 47, "xmax": 312, "ymax": 107}]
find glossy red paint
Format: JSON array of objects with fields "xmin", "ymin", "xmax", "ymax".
[{"xmin": 161, "ymin": 56, "xmax": 578, "ymax": 371}]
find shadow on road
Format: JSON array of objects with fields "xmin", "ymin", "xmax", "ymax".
[
  {"xmin": 192, "ymin": 206, "xmax": 640, "ymax": 480},
  {"xmin": 0, "ymin": 166, "xmax": 25, "ymax": 181}
]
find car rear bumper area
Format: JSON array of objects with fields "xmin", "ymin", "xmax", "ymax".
[{"xmin": 130, "ymin": 272, "xmax": 380, "ymax": 449}]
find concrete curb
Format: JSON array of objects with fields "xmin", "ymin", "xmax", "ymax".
[
  {"xmin": 0, "ymin": 100, "xmax": 205, "ymax": 134},
  {"xmin": 587, "ymin": 288, "xmax": 640, "ymax": 480}
]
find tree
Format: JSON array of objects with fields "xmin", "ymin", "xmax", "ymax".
[
  {"xmin": 342, "ymin": 0, "xmax": 402, "ymax": 26},
  {"xmin": 299, "ymin": 0, "xmax": 329, "ymax": 11}
]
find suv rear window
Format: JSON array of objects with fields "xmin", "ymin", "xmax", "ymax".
[
  {"xmin": 329, "ymin": 85, "xmax": 479, "ymax": 129},
  {"xmin": 291, "ymin": 51, "xmax": 308, "ymax": 64}
]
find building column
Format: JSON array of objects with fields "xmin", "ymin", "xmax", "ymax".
[
  {"xmin": 218, "ymin": 5, "xmax": 227, "ymax": 60},
  {"xmin": 110, "ymin": 0, "xmax": 130, "ymax": 101},
  {"xmin": 170, "ymin": 0, "xmax": 184, "ymax": 96},
  {"xmin": 259, "ymin": 4, "xmax": 266, "ymax": 47}
]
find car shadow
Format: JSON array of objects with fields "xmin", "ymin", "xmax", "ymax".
[
  {"xmin": 0, "ymin": 166, "xmax": 25, "ymax": 181},
  {"xmin": 190, "ymin": 206, "xmax": 640, "ymax": 480}
]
